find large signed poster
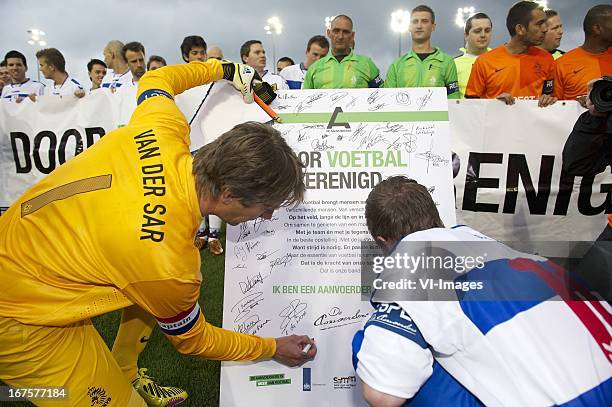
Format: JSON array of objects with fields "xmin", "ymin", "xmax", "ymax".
[{"xmin": 220, "ymin": 88, "xmax": 456, "ymax": 406}]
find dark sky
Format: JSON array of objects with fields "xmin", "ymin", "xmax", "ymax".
[{"xmin": 0, "ymin": 0, "xmax": 602, "ymax": 85}]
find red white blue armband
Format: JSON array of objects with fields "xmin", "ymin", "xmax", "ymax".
[{"xmin": 156, "ymin": 302, "xmax": 201, "ymax": 336}]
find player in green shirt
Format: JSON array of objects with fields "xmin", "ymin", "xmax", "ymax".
[
  {"xmin": 303, "ymin": 15, "xmax": 383, "ymax": 89},
  {"xmin": 454, "ymin": 12, "xmax": 493, "ymax": 98},
  {"xmin": 384, "ymin": 5, "xmax": 460, "ymax": 99}
]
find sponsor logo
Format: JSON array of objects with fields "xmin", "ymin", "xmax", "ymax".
[
  {"xmin": 333, "ymin": 375, "xmax": 357, "ymax": 390},
  {"xmin": 533, "ymin": 63, "xmax": 542, "ymax": 74},
  {"xmin": 87, "ymin": 386, "xmax": 111, "ymax": 407},
  {"xmin": 494, "ymin": 67, "xmax": 505, "ymax": 73},
  {"xmin": 542, "ymin": 79, "xmax": 554, "ymax": 94},
  {"xmin": 327, "ymin": 106, "xmax": 351, "ymax": 130},
  {"xmin": 139, "ymin": 336, "xmax": 149, "ymax": 343},
  {"xmin": 573, "ymin": 67, "xmax": 585, "ymax": 75},
  {"xmin": 249, "ymin": 373, "xmax": 291, "ymax": 387},
  {"xmin": 303, "ymin": 368, "xmax": 311, "ymax": 391},
  {"xmin": 370, "ymin": 75, "xmax": 384, "ymax": 87}
]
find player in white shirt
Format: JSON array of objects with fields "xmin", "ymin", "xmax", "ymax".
[
  {"xmin": 240, "ymin": 40, "xmax": 289, "ymax": 91},
  {"xmin": 261, "ymin": 70, "xmax": 289, "ymax": 91},
  {"xmin": 46, "ymin": 76, "xmax": 84, "ymax": 97},
  {"xmin": 179, "ymin": 35, "xmax": 226, "ymax": 255},
  {"xmin": 87, "ymin": 59, "xmax": 107, "ymax": 91},
  {"xmin": 279, "ymin": 35, "xmax": 329, "ymax": 89},
  {"xmin": 0, "ymin": 60, "xmax": 10, "ymax": 95},
  {"xmin": 1, "ymin": 78, "xmax": 45, "ymax": 101},
  {"xmin": 276, "ymin": 57, "xmax": 294, "ymax": 73},
  {"xmin": 36, "ymin": 48, "xmax": 85, "ymax": 98},
  {"xmin": 101, "ymin": 69, "xmax": 133, "ymax": 91},
  {"xmin": 353, "ymin": 176, "xmax": 612, "ymax": 407},
  {"xmin": 146, "ymin": 55, "xmax": 166, "ymax": 71},
  {"xmin": 278, "ymin": 63, "xmax": 307, "ymax": 90},
  {"xmin": 1, "ymin": 50, "xmax": 44, "ymax": 102},
  {"xmin": 181, "ymin": 35, "xmax": 207, "ymax": 63},
  {"xmin": 207, "ymin": 46, "xmax": 223, "ymax": 60},
  {"xmin": 101, "ymin": 69, "xmax": 133, "ymax": 90},
  {"xmin": 115, "ymin": 41, "xmax": 147, "ymax": 92},
  {"xmin": 101, "ymin": 40, "xmax": 133, "ymax": 91}
]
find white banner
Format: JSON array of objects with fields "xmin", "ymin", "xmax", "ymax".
[
  {"xmin": 220, "ymin": 87, "xmax": 455, "ymax": 406},
  {"xmin": 0, "ymin": 91, "xmax": 116, "ymax": 210},
  {"xmin": 450, "ymin": 100, "xmax": 610, "ymax": 243},
  {"xmin": 2, "ymin": 93, "xmax": 608, "ymax": 240},
  {"xmin": 0, "ymin": 83, "xmax": 266, "ymax": 212}
]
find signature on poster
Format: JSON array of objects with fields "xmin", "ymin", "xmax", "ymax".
[
  {"xmin": 234, "ymin": 240, "xmax": 261, "ymax": 262},
  {"xmin": 238, "ymin": 271, "xmax": 265, "ymax": 294},
  {"xmin": 394, "ymin": 91, "xmax": 411, "ymax": 105},
  {"xmin": 231, "ymin": 291, "xmax": 264, "ymax": 323},
  {"xmin": 313, "ymin": 306, "xmax": 370, "ymax": 330},
  {"xmin": 416, "ymin": 140, "xmax": 450, "ymax": 173},
  {"xmin": 329, "ymin": 91, "xmax": 348, "ymax": 106},
  {"xmin": 256, "ymin": 249, "xmax": 279, "ymax": 261},
  {"xmin": 311, "ymin": 138, "xmax": 334, "ymax": 151},
  {"xmin": 237, "ymin": 223, "xmax": 251, "ymax": 242},
  {"xmin": 386, "ymin": 133, "xmax": 417, "ymax": 153},
  {"xmin": 295, "ymin": 93, "xmax": 326, "ymax": 113},
  {"xmin": 416, "ymin": 89, "xmax": 433, "ymax": 110},
  {"xmin": 368, "ymin": 103, "xmax": 387, "ymax": 111},
  {"xmin": 367, "ymin": 89, "xmax": 384, "ymax": 105},
  {"xmin": 237, "ymin": 314, "xmax": 271, "ymax": 335},
  {"xmin": 279, "ymin": 299, "xmax": 307, "ymax": 335},
  {"xmin": 254, "ymin": 216, "xmax": 278, "ymax": 233},
  {"xmin": 270, "ymin": 253, "xmax": 294, "ymax": 273}
]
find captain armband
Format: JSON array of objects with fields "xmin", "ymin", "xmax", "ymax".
[{"xmin": 156, "ymin": 302, "xmax": 201, "ymax": 336}]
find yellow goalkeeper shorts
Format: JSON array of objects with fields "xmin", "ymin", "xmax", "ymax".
[{"xmin": 0, "ymin": 316, "xmax": 146, "ymax": 407}]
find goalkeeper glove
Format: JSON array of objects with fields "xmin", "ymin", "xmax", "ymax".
[
  {"xmin": 221, "ymin": 61, "xmax": 256, "ymax": 103},
  {"xmin": 252, "ymin": 79, "xmax": 277, "ymax": 105},
  {"xmin": 220, "ymin": 61, "xmax": 277, "ymax": 105}
]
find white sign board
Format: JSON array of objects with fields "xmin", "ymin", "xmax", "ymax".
[
  {"xmin": 220, "ymin": 87, "xmax": 456, "ymax": 406},
  {"xmin": 450, "ymin": 100, "xmax": 610, "ymax": 244}
]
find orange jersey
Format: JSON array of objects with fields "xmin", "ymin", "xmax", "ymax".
[
  {"xmin": 466, "ymin": 45, "xmax": 554, "ymax": 99},
  {"xmin": 553, "ymin": 46, "xmax": 612, "ymax": 100}
]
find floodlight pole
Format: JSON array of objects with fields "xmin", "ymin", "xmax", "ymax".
[{"xmin": 26, "ymin": 29, "xmax": 47, "ymax": 82}]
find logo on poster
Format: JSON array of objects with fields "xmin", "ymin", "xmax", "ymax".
[
  {"xmin": 333, "ymin": 375, "xmax": 357, "ymax": 390},
  {"xmin": 249, "ymin": 373, "xmax": 291, "ymax": 387},
  {"xmin": 303, "ymin": 368, "xmax": 311, "ymax": 391},
  {"xmin": 327, "ymin": 107, "xmax": 351, "ymax": 130}
]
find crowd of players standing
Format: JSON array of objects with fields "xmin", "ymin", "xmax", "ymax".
[{"xmin": 1, "ymin": 2, "xmax": 610, "ymax": 108}]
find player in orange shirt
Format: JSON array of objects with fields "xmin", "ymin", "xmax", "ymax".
[
  {"xmin": 554, "ymin": 5, "xmax": 612, "ymax": 106},
  {"xmin": 466, "ymin": 1, "xmax": 557, "ymax": 107}
]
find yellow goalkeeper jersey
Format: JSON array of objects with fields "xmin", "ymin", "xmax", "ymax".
[{"xmin": 0, "ymin": 60, "xmax": 276, "ymax": 361}]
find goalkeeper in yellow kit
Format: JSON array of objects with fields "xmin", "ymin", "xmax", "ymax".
[{"xmin": 0, "ymin": 59, "xmax": 316, "ymax": 406}]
